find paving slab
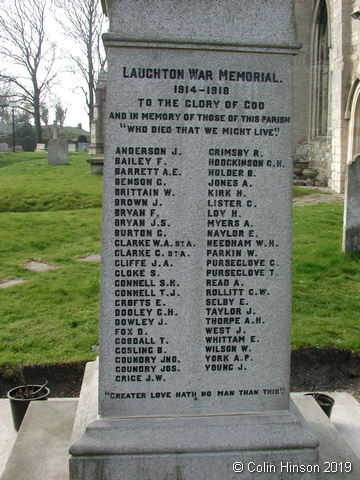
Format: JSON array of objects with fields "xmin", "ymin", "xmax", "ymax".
[
  {"xmin": 293, "ymin": 187, "xmax": 344, "ymax": 207},
  {"xmin": 294, "ymin": 393, "xmax": 360, "ymax": 478},
  {"xmin": 0, "ymin": 400, "xmax": 17, "ymax": 478},
  {"xmin": 24, "ymin": 261, "xmax": 58, "ymax": 272},
  {"xmin": 1, "ymin": 399, "xmax": 77, "ymax": 480},
  {"xmin": 324, "ymin": 392, "xmax": 360, "ymax": 459},
  {"xmin": 0, "ymin": 279, "xmax": 26, "ymax": 289},
  {"xmin": 76, "ymin": 254, "xmax": 101, "ymax": 262}
]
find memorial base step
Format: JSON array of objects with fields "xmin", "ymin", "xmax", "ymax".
[{"xmin": 68, "ymin": 360, "xmax": 360, "ymax": 480}]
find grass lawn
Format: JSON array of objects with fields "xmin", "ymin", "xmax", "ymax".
[
  {"xmin": 292, "ymin": 186, "xmax": 330, "ymax": 197},
  {"xmin": 0, "ymin": 152, "xmax": 102, "ymax": 366},
  {"xmin": 292, "ymin": 202, "xmax": 360, "ymax": 352},
  {"xmin": 0, "ymin": 152, "xmax": 359, "ymax": 367},
  {"xmin": 0, "ymin": 151, "xmax": 102, "ymax": 212}
]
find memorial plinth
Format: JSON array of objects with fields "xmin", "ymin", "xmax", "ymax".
[{"xmin": 70, "ymin": 1, "xmax": 319, "ymax": 478}]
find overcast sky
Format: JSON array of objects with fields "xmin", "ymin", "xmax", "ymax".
[
  {"xmin": 48, "ymin": 10, "xmax": 107, "ymax": 131},
  {"xmin": 0, "ymin": 0, "xmax": 107, "ymax": 131}
]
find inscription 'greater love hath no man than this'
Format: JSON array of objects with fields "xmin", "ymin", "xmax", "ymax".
[{"xmin": 100, "ymin": 52, "xmax": 293, "ymax": 417}]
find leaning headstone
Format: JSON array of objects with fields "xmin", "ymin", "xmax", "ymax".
[
  {"xmin": 343, "ymin": 155, "xmax": 360, "ymax": 251},
  {"xmin": 70, "ymin": 1, "xmax": 318, "ymax": 478},
  {"xmin": 0, "ymin": 142, "xmax": 8, "ymax": 153},
  {"xmin": 47, "ymin": 138, "xmax": 68, "ymax": 165}
]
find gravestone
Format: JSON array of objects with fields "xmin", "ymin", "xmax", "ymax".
[
  {"xmin": 36, "ymin": 143, "xmax": 46, "ymax": 152},
  {"xmin": 78, "ymin": 141, "xmax": 90, "ymax": 151},
  {"xmin": 88, "ymin": 72, "xmax": 106, "ymax": 174},
  {"xmin": 70, "ymin": 1, "xmax": 318, "ymax": 478},
  {"xmin": 89, "ymin": 71, "xmax": 107, "ymax": 155},
  {"xmin": 343, "ymin": 155, "xmax": 360, "ymax": 251},
  {"xmin": 47, "ymin": 138, "xmax": 68, "ymax": 165},
  {"xmin": 0, "ymin": 142, "xmax": 8, "ymax": 152},
  {"xmin": 87, "ymin": 157, "xmax": 104, "ymax": 175}
]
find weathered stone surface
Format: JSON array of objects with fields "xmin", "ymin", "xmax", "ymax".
[
  {"xmin": 47, "ymin": 138, "xmax": 68, "ymax": 165},
  {"xmin": 100, "ymin": 47, "xmax": 294, "ymax": 417},
  {"xmin": 105, "ymin": 0, "xmax": 297, "ymax": 48},
  {"xmin": 343, "ymin": 155, "xmax": 360, "ymax": 251}
]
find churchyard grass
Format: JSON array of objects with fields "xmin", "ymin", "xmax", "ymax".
[
  {"xmin": 292, "ymin": 186, "xmax": 330, "ymax": 197},
  {"xmin": 0, "ymin": 152, "xmax": 102, "ymax": 365},
  {"xmin": 292, "ymin": 202, "xmax": 360, "ymax": 352},
  {"xmin": 0, "ymin": 151, "xmax": 102, "ymax": 212},
  {"xmin": 0, "ymin": 153, "xmax": 359, "ymax": 366}
]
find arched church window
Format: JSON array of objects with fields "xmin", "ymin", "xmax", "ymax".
[
  {"xmin": 312, "ymin": 0, "xmax": 329, "ymax": 138},
  {"xmin": 351, "ymin": 91, "xmax": 360, "ymax": 157}
]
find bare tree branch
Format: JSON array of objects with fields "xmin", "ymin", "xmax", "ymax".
[
  {"xmin": 0, "ymin": 0, "xmax": 57, "ymax": 142},
  {"xmin": 54, "ymin": 0, "xmax": 106, "ymax": 129}
]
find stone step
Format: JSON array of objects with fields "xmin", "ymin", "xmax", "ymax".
[
  {"xmin": 1, "ymin": 393, "xmax": 359, "ymax": 479},
  {"xmin": 1, "ymin": 399, "xmax": 77, "ymax": 480},
  {"xmin": 0, "ymin": 400, "xmax": 17, "ymax": 478},
  {"xmin": 293, "ymin": 392, "xmax": 360, "ymax": 461}
]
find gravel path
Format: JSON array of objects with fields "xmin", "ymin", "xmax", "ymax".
[{"xmin": 293, "ymin": 187, "xmax": 344, "ymax": 206}]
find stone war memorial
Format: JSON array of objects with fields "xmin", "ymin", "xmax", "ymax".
[{"xmin": 69, "ymin": 0, "xmax": 319, "ymax": 478}]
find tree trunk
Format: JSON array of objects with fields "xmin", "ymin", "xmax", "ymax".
[
  {"xmin": 87, "ymin": 35, "xmax": 94, "ymax": 131},
  {"xmin": 34, "ymin": 91, "xmax": 42, "ymax": 143}
]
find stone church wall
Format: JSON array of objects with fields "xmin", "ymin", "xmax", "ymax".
[{"xmin": 293, "ymin": 0, "xmax": 358, "ymax": 193}]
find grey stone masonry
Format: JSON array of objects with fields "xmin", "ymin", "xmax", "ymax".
[
  {"xmin": 343, "ymin": 155, "xmax": 360, "ymax": 251},
  {"xmin": 47, "ymin": 138, "xmax": 68, "ymax": 165},
  {"xmin": 99, "ymin": 48, "xmax": 296, "ymax": 418},
  {"xmin": 70, "ymin": 1, "xmax": 318, "ymax": 478}
]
